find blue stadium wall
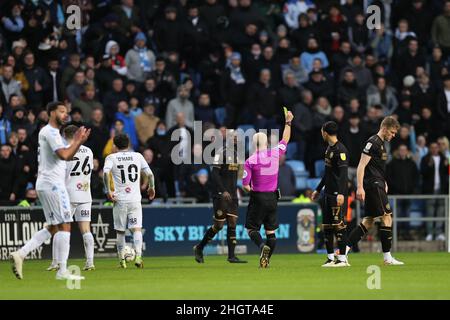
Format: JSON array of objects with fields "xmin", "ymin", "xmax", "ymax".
[{"xmin": 0, "ymin": 204, "xmax": 319, "ymax": 260}]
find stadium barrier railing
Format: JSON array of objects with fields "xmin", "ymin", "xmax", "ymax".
[{"xmin": 355, "ymin": 194, "xmax": 450, "ymax": 253}]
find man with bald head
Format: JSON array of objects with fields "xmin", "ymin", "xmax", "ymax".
[{"xmin": 242, "ymin": 110, "xmax": 294, "ymax": 268}]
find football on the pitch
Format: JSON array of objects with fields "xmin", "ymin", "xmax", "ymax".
[{"xmin": 123, "ymin": 246, "xmax": 136, "ymax": 262}]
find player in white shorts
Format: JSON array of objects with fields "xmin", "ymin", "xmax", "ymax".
[
  {"xmin": 10, "ymin": 101, "xmax": 90, "ymax": 280},
  {"xmin": 103, "ymin": 134, "xmax": 155, "ymax": 269},
  {"xmin": 47, "ymin": 125, "xmax": 95, "ymax": 272}
]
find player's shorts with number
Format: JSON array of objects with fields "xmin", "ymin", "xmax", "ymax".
[
  {"xmin": 113, "ymin": 201, "xmax": 142, "ymax": 231},
  {"xmin": 71, "ymin": 202, "xmax": 92, "ymax": 222},
  {"xmin": 37, "ymin": 184, "xmax": 72, "ymax": 225}
]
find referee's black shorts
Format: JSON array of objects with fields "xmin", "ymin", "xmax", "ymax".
[
  {"xmin": 245, "ymin": 191, "xmax": 278, "ymax": 231},
  {"xmin": 364, "ymin": 182, "xmax": 392, "ymax": 218},
  {"xmin": 322, "ymin": 193, "xmax": 347, "ymax": 226}
]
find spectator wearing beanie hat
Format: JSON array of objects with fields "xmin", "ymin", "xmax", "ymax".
[{"xmin": 125, "ymin": 32, "xmax": 156, "ymax": 83}]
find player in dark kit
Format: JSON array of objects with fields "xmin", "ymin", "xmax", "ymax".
[
  {"xmin": 194, "ymin": 131, "xmax": 247, "ymax": 263},
  {"xmin": 311, "ymin": 121, "xmax": 350, "ymax": 267},
  {"xmin": 346, "ymin": 116, "xmax": 404, "ymax": 265}
]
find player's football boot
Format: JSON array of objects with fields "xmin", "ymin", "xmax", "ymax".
[
  {"xmin": 46, "ymin": 262, "xmax": 59, "ymax": 271},
  {"xmin": 384, "ymin": 257, "xmax": 404, "ymax": 266},
  {"xmin": 193, "ymin": 245, "xmax": 204, "ymax": 263},
  {"xmin": 227, "ymin": 256, "xmax": 248, "ymax": 263},
  {"xmin": 332, "ymin": 260, "xmax": 351, "ymax": 267},
  {"xmin": 135, "ymin": 256, "xmax": 144, "ymax": 269},
  {"xmin": 259, "ymin": 245, "xmax": 271, "ymax": 268},
  {"xmin": 10, "ymin": 251, "xmax": 24, "ymax": 280},
  {"xmin": 56, "ymin": 271, "xmax": 85, "ymax": 281},
  {"xmin": 118, "ymin": 259, "xmax": 127, "ymax": 269},
  {"xmin": 321, "ymin": 258, "xmax": 335, "ymax": 267},
  {"xmin": 83, "ymin": 262, "xmax": 95, "ymax": 271}
]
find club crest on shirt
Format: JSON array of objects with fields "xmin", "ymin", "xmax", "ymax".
[
  {"xmin": 125, "ymin": 187, "xmax": 131, "ymax": 193},
  {"xmin": 329, "ymin": 152, "xmax": 333, "ymax": 159},
  {"xmin": 340, "ymin": 153, "xmax": 346, "ymax": 161}
]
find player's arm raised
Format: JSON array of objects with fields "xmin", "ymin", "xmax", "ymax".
[
  {"xmin": 356, "ymin": 153, "xmax": 371, "ymax": 201},
  {"xmin": 56, "ymin": 126, "xmax": 91, "ymax": 160}
]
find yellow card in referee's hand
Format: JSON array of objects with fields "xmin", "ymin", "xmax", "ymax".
[{"xmin": 283, "ymin": 106, "xmax": 288, "ymax": 117}]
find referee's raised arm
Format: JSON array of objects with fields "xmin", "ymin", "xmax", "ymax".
[{"xmin": 282, "ymin": 111, "xmax": 294, "ymax": 144}]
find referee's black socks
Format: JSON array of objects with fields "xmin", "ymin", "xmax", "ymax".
[
  {"xmin": 266, "ymin": 233, "xmax": 276, "ymax": 258},
  {"xmin": 379, "ymin": 226, "xmax": 393, "ymax": 253},
  {"xmin": 347, "ymin": 223, "xmax": 368, "ymax": 248},
  {"xmin": 249, "ymin": 230, "xmax": 264, "ymax": 249},
  {"xmin": 198, "ymin": 227, "xmax": 218, "ymax": 249}
]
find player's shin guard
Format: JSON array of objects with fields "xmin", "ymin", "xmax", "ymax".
[
  {"xmin": 379, "ymin": 226, "xmax": 393, "ymax": 253},
  {"xmin": 82, "ymin": 232, "xmax": 95, "ymax": 264},
  {"xmin": 323, "ymin": 225, "xmax": 334, "ymax": 255},
  {"xmin": 18, "ymin": 228, "xmax": 52, "ymax": 259},
  {"xmin": 198, "ymin": 227, "xmax": 218, "ymax": 249},
  {"xmin": 347, "ymin": 223, "xmax": 368, "ymax": 248},
  {"xmin": 266, "ymin": 233, "xmax": 276, "ymax": 258},
  {"xmin": 249, "ymin": 230, "xmax": 264, "ymax": 249},
  {"xmin": 227, "ymin": 227, "xmax": 237, "ymax": 259},
  {"xmin": 117, "ymin": 232, "xmax": 126, "ymax": 260},
  {"xmin": 133, "ymin": 231, "xmax": 143, "ymax": 257}
]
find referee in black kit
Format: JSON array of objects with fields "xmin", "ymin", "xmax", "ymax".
[
  {"xmin": 242, "ymin": 111, "xmax": 294, "ymax": 268},
  {"xmin": 311, "ymin": 121, "xmax": 350, "ymax": 268},
  {"xmin": 194, "ymin": 130, "xmax": 247, "ymax": 264}
]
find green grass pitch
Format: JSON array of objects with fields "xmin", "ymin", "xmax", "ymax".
[{"xmin": 1, "ymin": 252, "xmax": 450, "ymax": 299}]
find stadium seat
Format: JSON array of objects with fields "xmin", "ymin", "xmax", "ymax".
[
  {"xmin": 314, "ymin": 160, "xmax": 325, "ymax": 177},
  {"xmin": 237, "ymin": 124, "xmax": 255, "ymax": 132},
  {"xmin": 306, "ymin": 178, "xmax": 322, "ymax": 190},
  {"xmin": 286, "ymin": 160, "xmax": 306, "ymax": 175},
  {"xmin": 286, "ymin": 142, "xmax": 297, "ymax": 160},
  {"xmin": 214, "ymin": 107, "xmax": 226, "ymax": 126},
  {"xmin": 295, "ymin": 176, "xmax": 308, "ymax": 190}
]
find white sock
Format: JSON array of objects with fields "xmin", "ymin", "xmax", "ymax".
[
  {"xmin": 51, "ymin": 234, "xmax": 58, "ymax": 265},
  {"xmin": 133, "ymin": 231, "xmax": 143, "ymax": 257},
  {"xmin": 53, "ymin": 233, "xmax": 61, "ymax": 265},
  {"xmin": 117, "ymin": 233, "xmax": 126, "ymax": 260},
  {"xmin": 18, "ymin": 228, "xmax": 52, "ymax": 259},
  {"xmin": 338, "ymin": 255, "xmax": 346, "ymax": 262},
  {"xmin": 383, "ymin": 252, "xmax": 392, "ymax": 261},
  {"xmin": 327, "ymin": 253, "xmax": 335, "ymax": 261},
  {"xmin": 345, "ymin": 246, "xmax": 351, "ymax": 255},
  {"xmin": 56, "ymin": 231, "xmax": 70, "ymax": 274},
  {"xmin": 82, "ymin": 232, "xmax": 95, "ymax": 264}
]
